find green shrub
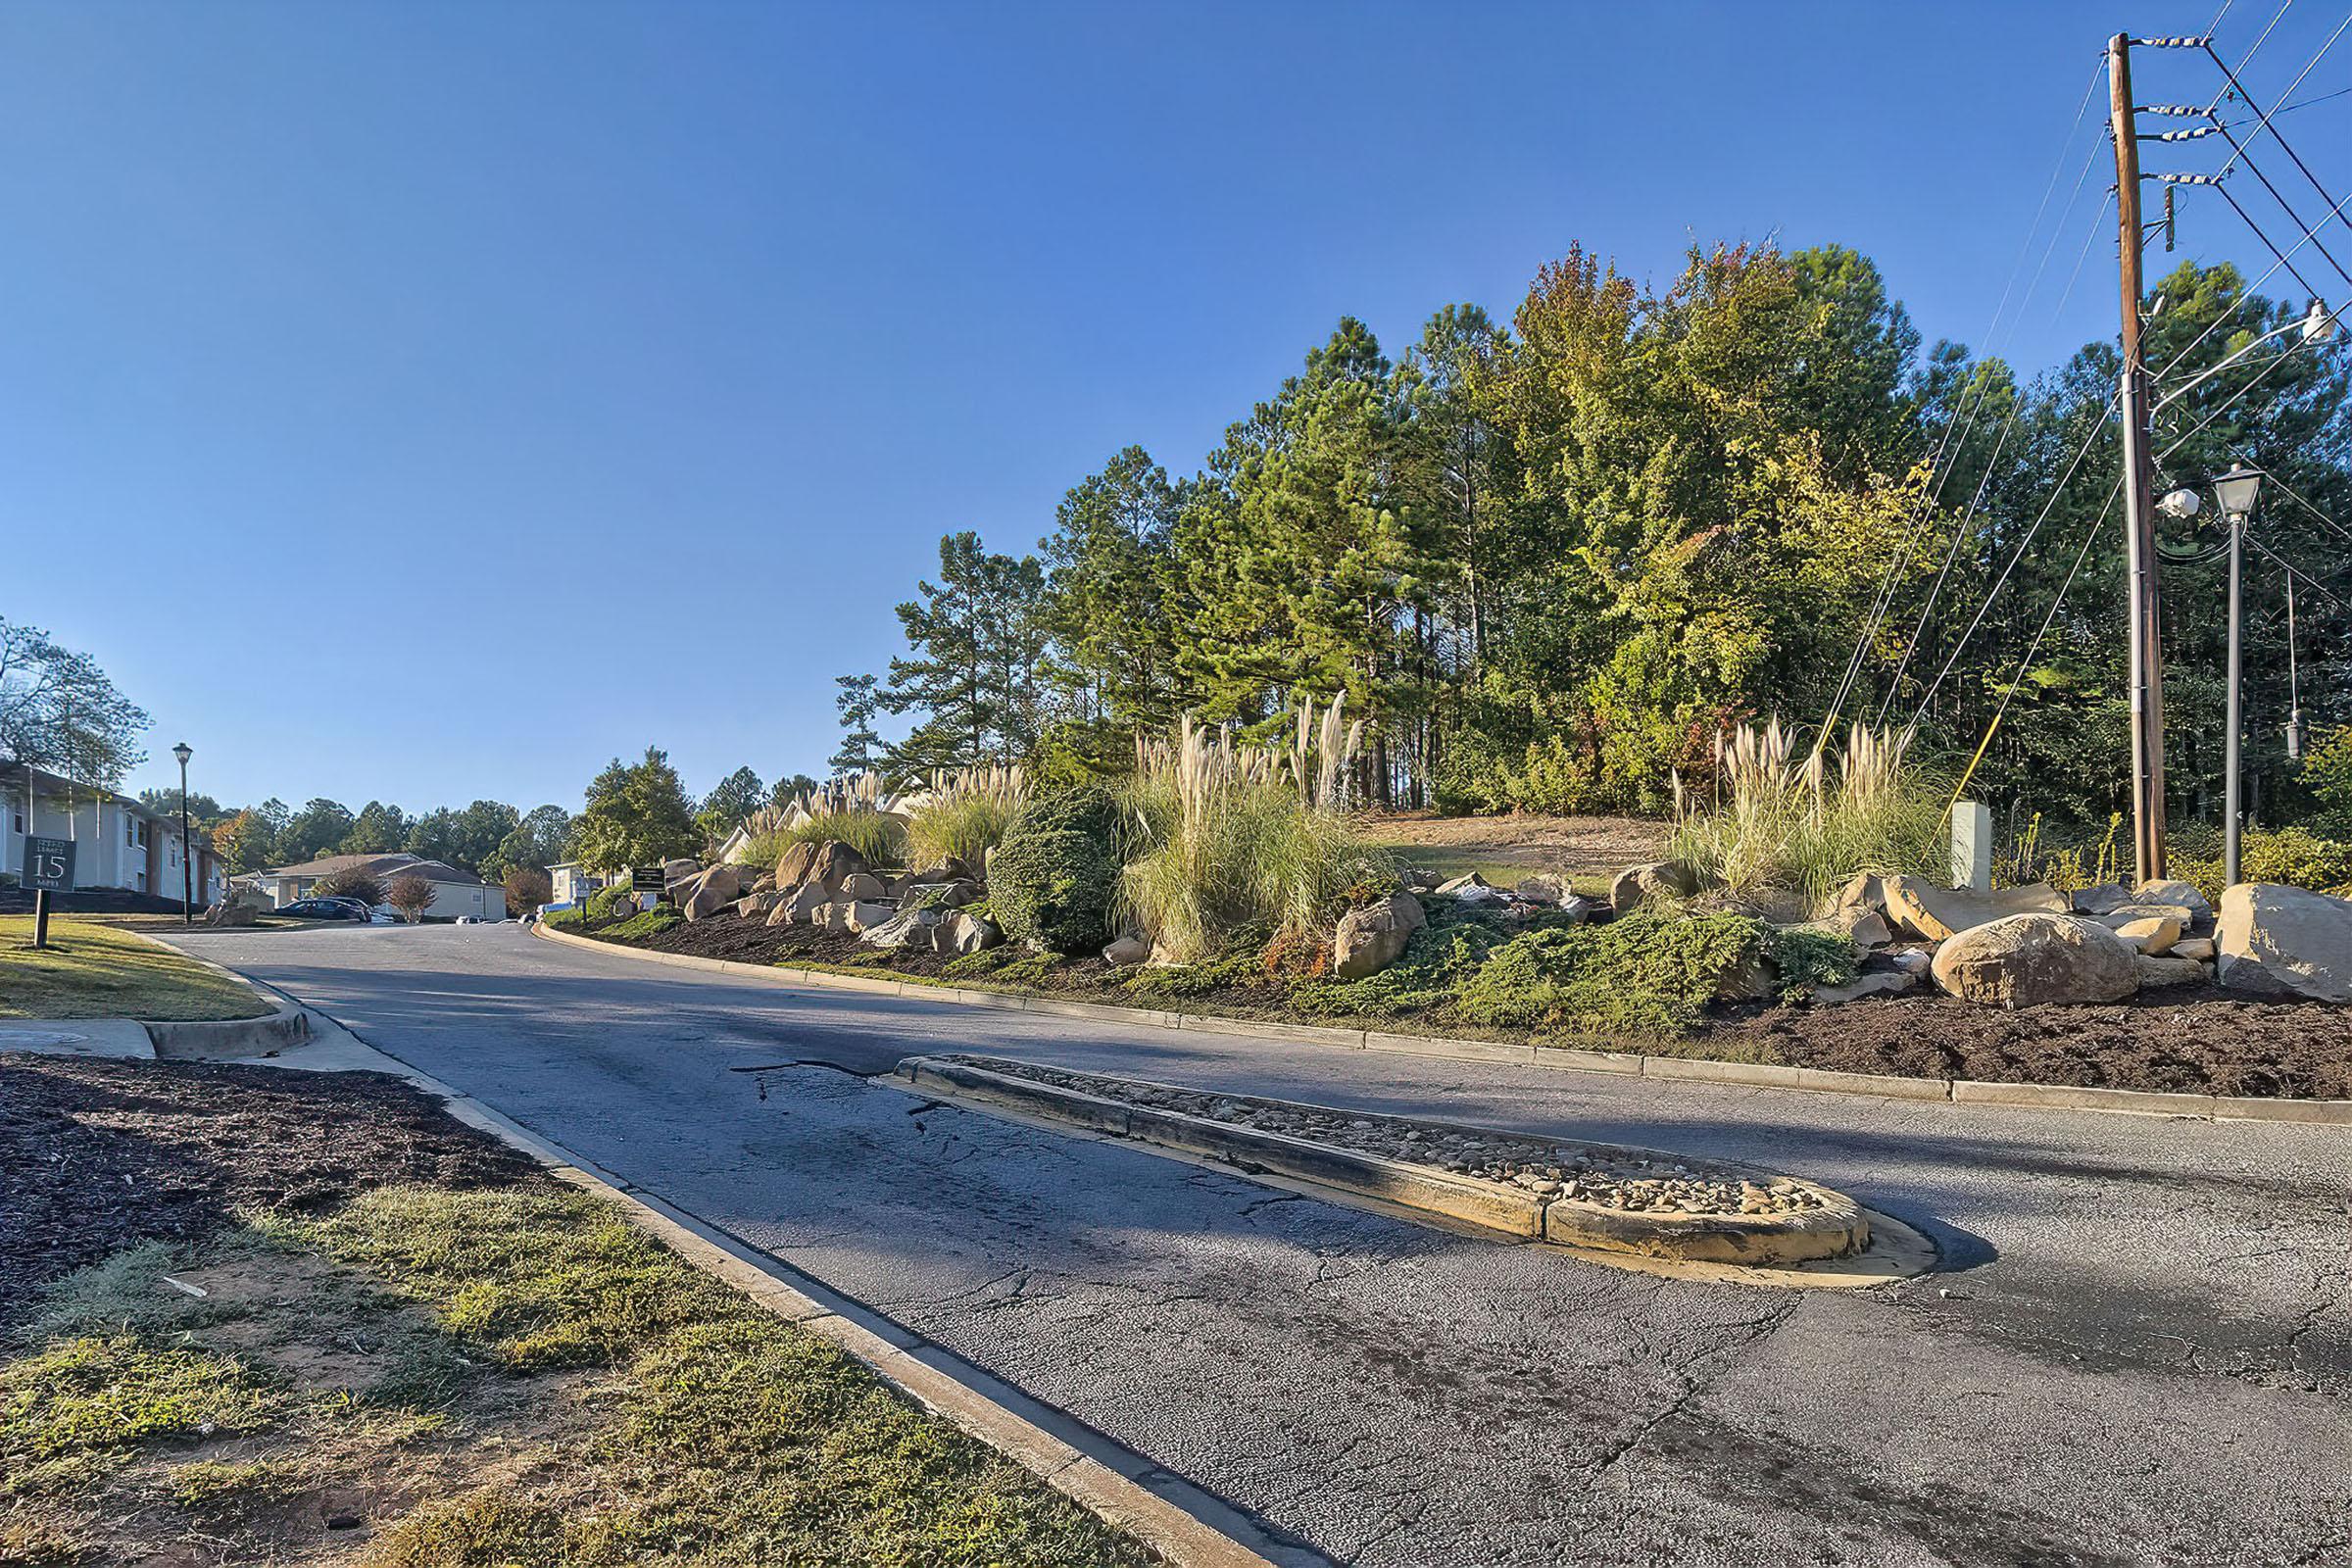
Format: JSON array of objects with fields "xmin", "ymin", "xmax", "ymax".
[
  {"xmin": 1759, "ymin": 924, "xmax": 1861, "ymax": 1002},
  {"xmin": 1286, "ymin": 904, "xmax": 1514, "ymax": 1019},
  {"xmin": 991, "ymin": 786, "xmax": 1122, "ymax": 954},
  {"xmin": 2302, "ymin": 724, "xmax": 2352, "ymax": 835},
  {"xmin": 1121, "ymin": 954, "xmax": 1263, "ymax": 998},
  {"xmin": 992, "ymin": 951, "xmax": 1065, "ymax": 987},
  {"xmin": 586, "ymin": 884, "xmax": 639, "ymax": 923},
  {"xmin": 2166, "ymin": 823, "xmax": 2352, "ymax": 902},
  {"xmin": 1453, "ymin": 908, "xmax": 1766, "ymax": 1037},
  {"xmin": 940, "ymin": 947, "xmax": 1017, "ymax": 980}
]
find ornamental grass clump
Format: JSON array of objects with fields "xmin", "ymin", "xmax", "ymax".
[
  {"xmin": 904, "ymin": 763, "xmax": 1026, "ymax": 870},
  {"xmin": 1116, "ymin": 706, "xmax": 1394, "ymax": 964},
  {"xmin": 1668, "ymin": 719, "xmax": 1944, "ymax": 911}
]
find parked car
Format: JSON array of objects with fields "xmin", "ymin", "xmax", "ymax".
[{"xmin": 278, "ymin": 897, "xmax": 372, "ymax": 921}]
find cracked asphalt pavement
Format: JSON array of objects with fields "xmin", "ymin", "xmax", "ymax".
[{"xmin": 168, "ymin": 924, "xmax": 2351, "ymax": 1567}]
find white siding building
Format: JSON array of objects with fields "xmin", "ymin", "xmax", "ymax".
[
  {"xmin": 248, "ymin": 852, "xmax": 505, "ymax": 920},
  {"xmin": 2, "ymin": 763, "xmax": 226, "ymax": 905}
]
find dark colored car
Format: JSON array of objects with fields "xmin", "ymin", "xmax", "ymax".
[{"xmin": 278, "ymin": 897, "xmax": 372, "ymax": 921}]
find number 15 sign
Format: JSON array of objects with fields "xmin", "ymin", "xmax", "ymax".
[{"xmin": 24, "ymin": 837, "xmax": 74, "ymax": 892}]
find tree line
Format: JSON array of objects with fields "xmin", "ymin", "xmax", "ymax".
[{"xmin": 841, "ymin": 241, "xmax": 2351, "ymax": 830}]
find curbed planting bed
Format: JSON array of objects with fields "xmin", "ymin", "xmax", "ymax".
[{"xmin": 900, "ymin": 1053, "xmax": 1873, "ymax": 1267}]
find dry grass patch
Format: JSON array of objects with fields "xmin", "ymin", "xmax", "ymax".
[
  {"xmin": 0, "ymin": 916, "xmax": 269, "ymax": 1020},
  {"xmin": 1, "ymin": 1182, "xmax": 1153, "ymax": 1567}
]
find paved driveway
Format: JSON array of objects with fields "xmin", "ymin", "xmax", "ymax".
[{"xmin": 170, "ymin": 924, "xmax": 2351, "ymax": 1568}]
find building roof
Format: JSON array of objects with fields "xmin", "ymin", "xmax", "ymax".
[
  {"xmin": 0, "ymin": 761, "xmax": 190, "ymax": 825},
  {"xmin": 259, "ymin": 851, "xmax": 484, "ymax": 885}
]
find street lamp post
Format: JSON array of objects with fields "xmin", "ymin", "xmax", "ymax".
[
  {"xmin": 172, "ymin": 741, "xmax": 193, "ymax": 927},
  {"xmin": 2211, "ymin": 467, "xmax": 2264, "ymax": 889}
]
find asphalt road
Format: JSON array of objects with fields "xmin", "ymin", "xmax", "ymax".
[{"xmin": 172, "ymin": 923, "xmax": 2351, "ymax": 1568}]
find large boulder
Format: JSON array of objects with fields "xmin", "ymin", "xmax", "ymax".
[
  {"xmin": 2094, "ymin": 901, "xmax": 2198, "ymax": 933},
  {"xmin": 1610, "ymin": 860, "xmax": 1700, "ymax": 916},
  {"xmin": 1930, "ymin": 913, "xmax": 2139, "ymax": 1008},
  {"xmin": 205, "ymin": 897, "xmax": 262, "ymax": 928},
  {"xmin": 2216, "ymin": 883, "xmax": 2352, "ymax": 1002},
  {"xmin": 940, "ymin": 910, "xmax": 1004, "ymax": 956},
  {"xmin": 766, "ymin": 884, "xmax": 830, "ymax": 926},
  {"xmin": 1333, "ymin": 892, "xmax": 1427, "ymax": 980},
  {"xmin": 2136, "ymin": 879, "xmax": 2216, "ymax": 926},
  {"xmin": 735, "ymin": 891, "xmax": 784, "ymax": 920},
  {"xmin": 2111, "ymin": 913, "xmax": 2182, "ymax": 955},
  {"xmin": 803, "ymin": 843, "xmax": 872, "ymax": 902},
  {"xmin": 2135, "ymin": 954, "xmax": 2210, "ymax": 989},
  {"xmin": 2069, "ymin": 883, "xmax": 2133, "ymax": 916},
  {"xmin": 773, "ymin": 841, "xmax": 821, "ymax": 893},
  {"xmin": 838, "ymin": 871, "xmax": 889, "ymax": 902},
  {"xmin": 682, "ymin": 863, "xmax": 748, "ymax": 921},
  {"xmin": 1102, "ymin": 933, "xmax": 1151, "ymax": 968},
  {"xmin": 863, "ymin": 906, "xmax": 944, "ymax": 952},
  {"xmin": 1820, "ymin": 905, "xmax": 1893, "ymax": 949},
  {"xmin": 1884, "ymin": 876, "xmax": 2067, "ymax": 942},
  {"xmin": 843, "ymin": 900, "xmax": 898, "ymax": 935}
]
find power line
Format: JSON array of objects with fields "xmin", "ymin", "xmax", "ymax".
[
  {"xmin": 2153, "ymin": 189, "xmax": 2352, "ymax": 378},
  {"xmin": 1873, "ymin": 172, "xmax": 2116, "ymax": 723},
  {"xmin": 2211, "ymin": 176, "xmax": 2332, "ymax": 297},
  {"xmin": 1819, "ymin": 64, "xmax": 2107, "ymax": 738},
  {"xmin": 2261, "ymin": 467, "xmax": 2352, "ymax": 545},
  {"xmin": 2247, "ymin": 532, "xmax": 2352, "ymax": 609},
  {"xmin": 1907, "ymin": 396, "xmax": 2124, "ymax": 723},
  {"xmin": 1944, "ymin": 491, "xmax": 2117, "ymax": 808}
]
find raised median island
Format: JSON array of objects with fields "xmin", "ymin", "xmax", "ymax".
[{"xmin": 900, "ymin": 1053, "xmax": 1876, "ymax": 1267}]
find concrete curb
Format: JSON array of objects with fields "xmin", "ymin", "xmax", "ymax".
[
  {"xmin": 904, "ymin": 1054, "xmax": 1870, "ymax": 1265},
  {"xmin": 105, "ymin": 927, "xmax": 313, "ymax": 1060},
  {"xmin": 142, "ymin": 998, "xmax": 311, "ymax": 1061},
  {"xmin": 529, "ymin": 920, "xmax": 2352, "ymax": 1126},
  {"xmin": 228, "ymin": 1001, "xmax": 1313, "ymax": 1568}
]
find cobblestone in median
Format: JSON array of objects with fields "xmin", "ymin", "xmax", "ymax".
[{"xmin": 940, "ymin": 1054, "xmax": 1824, "ymax": 1218}]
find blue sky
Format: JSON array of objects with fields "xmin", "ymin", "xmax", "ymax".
[{"xmin": 1, "ymin": 0, "xmax": 2335, "ymax": 815}]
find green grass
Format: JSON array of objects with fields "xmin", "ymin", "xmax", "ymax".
[
  {"xmin": 2, "ymin": 1184, "xmax": 1151, "ymax": 1566},
  {"xmin": 0, "ymin": 916, "xmax": 270, "ymax": 1020}
]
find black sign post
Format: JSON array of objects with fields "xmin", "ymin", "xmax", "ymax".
[{"xmin": 24, "ymin": 836, "xmax": 74, "ymax": 951}]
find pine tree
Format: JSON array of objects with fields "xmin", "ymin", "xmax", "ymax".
[
  {"xmin": 879, "ymin": 531, "xmax": 1047, "ymax": 774},
  {"xmin": 569, "ymin": 747, "xmax": 700, "ymax": 872},
  {"xmin": 830, "ymin": 674, "xmax": 882, "ymax": 776}
]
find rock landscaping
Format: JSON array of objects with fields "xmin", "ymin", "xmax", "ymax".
[{"xmin": 559, "ymin": 824, "xmax": 2351, "ymax": 1102}]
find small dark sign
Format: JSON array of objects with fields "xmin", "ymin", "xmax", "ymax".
[
  {"xmin": 24, "ymin": 837, "xmax": 74, "ymax": 893},
  {"xmin": 629, "ymin": 865, "xmax": 662, "ymax": 893}
]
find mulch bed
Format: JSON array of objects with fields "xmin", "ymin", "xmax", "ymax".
[
  {"xmin": 1710, "ymin": 992, "xmax": 2352, "ymax": 1102},
  {"xmin": 0, "ymin": 1057, "xmax": 540, "ymax": 1331},
  {"xmin": 578, "ymin": 909, "xmax": 2352, "ymax": 1102}
]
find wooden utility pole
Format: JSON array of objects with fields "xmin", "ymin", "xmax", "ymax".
[{"xmin": 2110, "ymin": 32, "xmax": 2169, "ymax": 883}]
